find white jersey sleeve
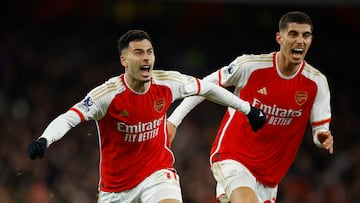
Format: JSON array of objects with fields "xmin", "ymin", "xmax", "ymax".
[
  {"xmin": 152, "ymin": 71, "xmax": 250, "ymax": 116},
  {"xmin": 167, "ymin": 95, "xmax": 204, "ymax": 127},
  {"xmin": 167, "ymin": 67, "xmax": 251, "ymax": 127},
  {"xmin": 38, "ymin": 76, "xmax": 124, "ymax": 146},
  {"xmin": 308, "ymin": 70, "xmax": 331, "ymax": 126},
  {"xmin": 72, "ymin": 76, "xmax": 125, "ymax": 121},
  {"xmin": 304, "ymin": 67, "xmax": 332, "ymax": 147},
  {"xmin": 198, "ymin": 80, "xmax": 250, "ymax": 113},
  {"xmin": 39, "ymin": 110, "xmax": 81, "ymax": 147}
]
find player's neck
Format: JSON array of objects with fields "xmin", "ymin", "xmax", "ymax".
[
  {"xmin": 124, "ymin": 74, "xmax": 150, "ymax": 93},
  {"xmin": 277, "ymin": 53, "xmax": 301, "ymax": 76}
]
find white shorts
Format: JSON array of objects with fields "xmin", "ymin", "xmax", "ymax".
[
  {"xmin": 97, "ymin": 169, "xmax": 183, "ymax": 203},
  {"xmin": 211, "ymin": 160, "xmax": 278, "ymax": 203}
]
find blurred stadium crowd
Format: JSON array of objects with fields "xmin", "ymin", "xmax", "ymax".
[{"xmin": 1, "ymin": 1, "xmax": 359, "ymax": 202}]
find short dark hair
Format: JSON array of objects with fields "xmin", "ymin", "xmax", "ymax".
[
  {"xmin": 279, "ymin": 11, "xmax": 313, "ymax": 32},
  {"xmin": 117, "ymin": 30, "xmax": 152, "ymax": 54}
]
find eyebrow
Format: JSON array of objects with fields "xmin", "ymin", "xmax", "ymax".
[
  {"xmin": 132, "ymin": 47, "xmax": 153, "ymax": 53},
  {"xmin": 288, "ymin": 30, "xmax": 312, "ymax": 35}
]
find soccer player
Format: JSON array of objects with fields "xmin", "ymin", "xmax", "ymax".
[
  {"xmin": 168, "ymin": 11, "xmax": 334, "ymax": 203},
  {"xmin": 27, "ymin": 30, "xmax": 266, "ymax": 203}
]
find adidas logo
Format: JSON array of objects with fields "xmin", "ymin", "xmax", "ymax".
[
  {"xmin": 119, "ymin": 110, "xmax": 129, "ymax": 117},
  {"xmin": 257, "ymin": 87, "xmax": 267, "ymax": 95}
]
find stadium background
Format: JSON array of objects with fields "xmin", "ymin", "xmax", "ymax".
[{"xmin": 1, "ymin": 0, "xmax": 359, "ymax": 202}]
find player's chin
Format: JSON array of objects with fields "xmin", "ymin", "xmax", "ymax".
[
  {"xmin": 141, "ymin": 78, "xmax": 151, "ymax": 83},
  {"xmin": 291, "ymin": 59, "xmax": 303, "ymax": 65},
  {"xmin": 140, "ymin": 72, "xmax": 151, "ymax": 80},
  {"xmin": 138, "ymin": 73, "xmax": 150, "ymax": 81}
]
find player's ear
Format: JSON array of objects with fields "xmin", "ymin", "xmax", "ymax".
[
  {"xmin": 120, "ymin": 55, "xmax": 127, "ymax": 67},
  {"xmin": 275, "ymin": 32, "xmax": 282, "ymax": 45}
]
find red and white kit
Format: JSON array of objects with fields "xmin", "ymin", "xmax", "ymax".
[
  {"xmin": 39, "ymin": 70, "xmax": 250, "ymax": 193},
  {"xmin": 169, "ymin": 52, "xmax": 331, "ymax": 187}
]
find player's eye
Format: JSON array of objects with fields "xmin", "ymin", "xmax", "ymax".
[
  {"xmin": 303, "ymin": 32, "xmax": 312, "ymax": 39},
  {"xmin": 134, "ymin": 50, "xmax": 143, "ymax": 55},
  {"xmin": 147, "ymin": 49, "xmax": 154, "ymax": 55},
  {"xmin": 288, "ymin": 31, "xmax": 298, "ymax": 37}
]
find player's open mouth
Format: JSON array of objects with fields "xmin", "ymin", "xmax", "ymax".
[
  {"xmin": 141, "ymin": 65, "xmax": 150, "ymax": 71},
  {"xmin": 140, "ymin": 65, "xmax": 151, "ymax": 76},
  {"xmin": 291, "ymin": 48, "xmax": 303, "ymax": 59}
]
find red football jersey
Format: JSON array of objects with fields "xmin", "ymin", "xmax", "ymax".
[
  {"xmin": 208, "ymin": 52, "xmax": 331, "ymax": 187},
  {"xmin": 70, "ymin": 70, "xmax": 201, "ymax": 192},
  {"xmin": 40, "ymin": 68, "xmax": 253, "ymax": 192}
]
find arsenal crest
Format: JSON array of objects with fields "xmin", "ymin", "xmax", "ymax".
[
  {"xmin": 295, "ymin": 91, "xmax": 308, "ymax": 106},
  {"xmin": 154, "ymin": 98, "xmax": 165, "ymax": 113}
]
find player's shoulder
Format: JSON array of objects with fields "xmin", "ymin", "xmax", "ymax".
[
  {"xmin": 302, "ymin": 62, "xmax": 328, "ymax": 82},
  {"xmin": 233, "ymin": 52, "xmax": 274, "ymax": 68},
  {"xmin": 101, "ymin": 75, "xmax": 125, "ymax": 88},
  {"xmin": 302, "ymin": 62, "xmax": 321, "ymax": 75},
  {"xmin": 89, "ymin": 75, "xmax": 125, "ymax": 99},
  {"xmin": 236, "ymin": 52, "xmax": 274, "ymax": 62},
  {"xmin": 152, "ymin": 70, "xmax": 185, "ymax": 83},
  {"xmin": 231, "ymin": 52, "xmax": 274, "ymax": 73}
]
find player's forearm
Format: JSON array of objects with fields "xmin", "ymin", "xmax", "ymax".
[
  {"xmin": 168, "ymin": 80, "xmax": 250, "ymax": 127},
  {"xmin": 168, "ymin": 96, "xmax": 205, "ymax": 127},
  {"xmin": 39, "ymin": 110, "xmax": 81, "ymax": 147},
  {"xmin": 199, "ymin": 80, "xmax": 250, "ymax": 114}
]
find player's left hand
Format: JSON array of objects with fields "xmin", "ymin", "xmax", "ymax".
[
  {"xmin": 246, "ymin": 106, "xmax": 266, "ymax": 132},
  {"xmin": 28, "ymin": 137, "xmax": 47, "ymax": 159},
  {"xmin": 317, "ymin": 131, "xmax": 334, "ymax": 154}
]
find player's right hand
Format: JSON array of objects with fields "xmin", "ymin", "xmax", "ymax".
[
  {"xmin": 28, "ymin": 138, "xmax": 47, "ymax": 159},
  {"xmin": 166, "ymin": 121, "xmax": 177, "ymax": 146},
  {"xmin": 317, "ymin": 131, "xmax": 334, "ymax": 154},
  {"xmin": 246, "ymin": 106, "xmax": 266, "ymax": 132}
]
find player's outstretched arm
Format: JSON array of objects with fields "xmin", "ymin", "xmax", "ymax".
[
  {"xmin": 169, "ymin": 80, "xmax": 266, "ymax": 131},
  {"xmin": 27, "ymin": 110, "xmax": 82, "ymax": 160},
  {"xmin": 198, "ymin": 80, "xmax": 266, "ymax": 131}
]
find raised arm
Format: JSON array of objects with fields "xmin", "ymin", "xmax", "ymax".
[
  {"xmin": 28, "ymin": 110, "xmax": 81, "ymax": 159},
  {"xmin": 169, "ymin": 79, "xmax": 266, "ymax": 132}
]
